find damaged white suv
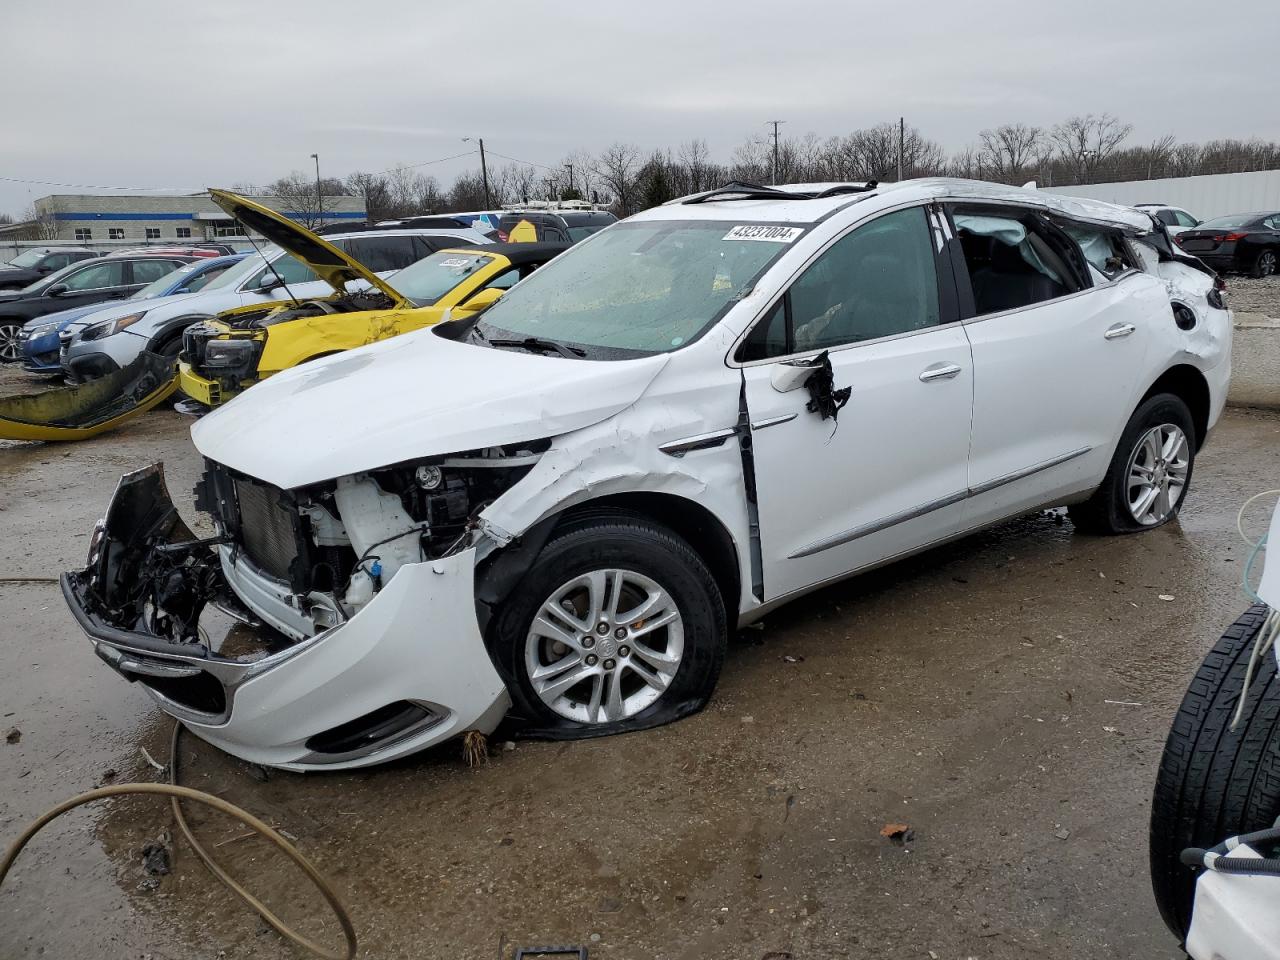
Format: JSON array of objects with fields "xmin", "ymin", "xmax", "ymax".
[{"xmin": 63, "ymin": 179, "xmax": 1232, "ymax": 770}]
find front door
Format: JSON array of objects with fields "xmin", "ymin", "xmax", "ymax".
[{"xmin": 739, "ymin": 204, "xmax": 975, "ymax": 602}]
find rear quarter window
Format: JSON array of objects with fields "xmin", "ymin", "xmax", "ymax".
[{"xmin": 339, "ymin": 236, "xmax": 421, "ymax": 271}]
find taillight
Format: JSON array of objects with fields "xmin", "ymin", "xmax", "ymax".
[{"xmin": 1214, "ymin": 232, "xmax": 1247, "ymax": 242}]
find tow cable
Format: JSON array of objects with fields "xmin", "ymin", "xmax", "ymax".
[{"xmin": 1, "ymin": 722, "xmax": 359, "ymax": 960}]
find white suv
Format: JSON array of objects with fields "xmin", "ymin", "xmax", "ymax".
[{"xmin": 64, "ymin": 179, "xmax": 1231, "ymax": 769}]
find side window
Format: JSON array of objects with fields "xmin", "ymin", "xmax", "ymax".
[
  {"xmin": 1059, "ymin": 223, "xmax": 1134, "ymax": 279},
  {"xmin": 1263, "ymin": 216, "xmax": 1280, "ymax": 230},
  {"xmin": 951, "ymin": 208, "xmax": 1082, "ymax": 317},
  {"xmin": 1156, "ymin": 210, "xmax": 1179, "ymax": 227},
  {"xmin": 186, "ymin": 264, "xmax": 231, "ymax": 292},
  {"xmin": 245, "ymin": 257, "xmax": 318, "ymax": 289},
  {"xmin": 60, "ymin": 260, "xmax": 126, "ymax": 291},
  {"xmin": 1174, "ymin": 210, "xmax": 1199, "ymax": 228},
  {"xmin": 131, "ymin": 260, "xmax": 182, "ymax": 283},
  {"xmin": 739, "ymin": 206, "xmax": 941, "ymax": 360},
  {"xmin": 480, "ymin": 268, "xmax": 522, "ymax": 292},
  {"xmin": 340, "ymin": 236, "xmax": 420, "ymax": 271},
  {"xmin": 43, "ymin": 254, "xmax": 71, "ymax": 271}
]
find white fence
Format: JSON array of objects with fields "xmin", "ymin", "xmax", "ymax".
[{"xmin": 1043, "ymin": 169, "xmax": 1280, "ymax": 221}]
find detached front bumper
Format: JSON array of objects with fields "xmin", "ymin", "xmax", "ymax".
[
  {"xmin": 63, "ymin": 464, "xmax": 510, "ymax": 770},
  {"xmin": 177, "ymin": 362, "xmax": 228, "ymax": 407}
]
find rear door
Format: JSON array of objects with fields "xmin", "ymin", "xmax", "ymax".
[
  {"xmin": 48, "ymin": 259, "xmax": 130, "ymax": 310},
  {"xmin": 739, "ymin": 203, "xmax": 975, "ymax": 601},
  {"xmin": 947, "ymin": 205, "xmax": 1156, "ymax": 527}
]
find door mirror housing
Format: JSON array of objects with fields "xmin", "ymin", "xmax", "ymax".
[
  {"xmin": 45, "ymin": 282, "xmax": 70, "ymax": 297},
  {"xmin": 770, "ymin": 356, "xmax": 824, "ymax": 393},
  {"xmin": 257, "ymin": 274, "xmax": 283, "ymax": 292}
]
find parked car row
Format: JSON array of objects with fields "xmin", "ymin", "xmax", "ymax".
[
  {"xmin": 60, "ymin": 177, "xmax": 1232, "ymax": 772},
  {"xmin": 1130, "ymin": 202, "xmax": 1280, "ymax": 277}
]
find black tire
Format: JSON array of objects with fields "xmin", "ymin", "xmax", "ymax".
[
  {"xmin": 1251, "ymin": 248, "xmax": 1277, "ymax": 279},
  {"xmin": 0, "ymin": 320, "xmax": 23, "ymax": 363},
  {"xmin": 490, "ymin": 514, "xmax": 727, "ymax": 740},
  {"xmin": 1150, "ymin": 604, "xmax": 1280, "ymax": 938},
  {"xmin": 1069, "ymin": 392, "xmax": 1195, "ymax": 535}
]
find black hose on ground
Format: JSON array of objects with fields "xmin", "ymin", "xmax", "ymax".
[{"xmin": 0, "ymin": 722, "xmax": 358, "ymax": 959}]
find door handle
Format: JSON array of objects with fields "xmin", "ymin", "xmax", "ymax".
[
  {"xmin": 1104, "ymin": 322, "xmax": 1136, "ymax": 340},
  {"xmin": 919, "ymin": 362, "xmax": 962, "ymax": 382}
]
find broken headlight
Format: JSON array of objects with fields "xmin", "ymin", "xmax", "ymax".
[{"xmin": 203, "ymin": 338, "xmax": 261, "ymax": 368}]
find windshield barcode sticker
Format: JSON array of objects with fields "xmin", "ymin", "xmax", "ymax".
[{"xmin": 723, "ymin": 225, "xmax": 804, "ymax": 243}]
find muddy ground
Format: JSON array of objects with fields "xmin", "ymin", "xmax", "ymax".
[{"xmin": 1, "ymin": 366, "xmax": 1278, "ymax": 959}]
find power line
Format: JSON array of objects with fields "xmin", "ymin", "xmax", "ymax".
[
  {"xmin": 0, "ymin": 176, "xmax": 204, "ymax": 192},
  {"xmin": 482, "ymin": 149, "xmax": 559, "ymax": 172}
]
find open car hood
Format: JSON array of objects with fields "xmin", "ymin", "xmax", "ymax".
[
  {"xmin": 191, "ymin": 329, "xmax": 670, "ymax": 489},
  {"xmin": 208, "ymin": 189, "xmax": 410, "ymax": 308}
]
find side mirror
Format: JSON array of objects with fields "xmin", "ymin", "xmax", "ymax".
[
  {"xmin": 257, "ymin": 275, "xmax": 283, "ymax": 292},
  {"xmin": 36, "ymin": 265, "xmax": 53, "ymax": 274},
  {"xmin": 46, "ymin": 283, "xmax": 70, "ymax": 297},
  {"xmin": 455, "ymin": 286, "xmax": 504, "ymax": 316},
  {"xmin": 770, "ymin": 356, "xmax": 823, "ymax": 393},
  {"xmin": 174, "ymin": 287, "xmax": 190, "ymax": 294}
]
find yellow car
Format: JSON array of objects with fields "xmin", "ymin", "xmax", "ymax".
[{"xmin": 179, "ymin": 192, "xmax": 565, "ymax": 408}]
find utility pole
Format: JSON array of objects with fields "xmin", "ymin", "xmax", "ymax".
[
  {"xmin": 897, "ymin": 118, "xmax": 904, "ymax": 182},
  {"xmin": 766, "ymin": 120, "xmax": 785, "ymax": 185},
  {"xmin": 310, "ymin": 153, "xmax": 322, "ymax": 225},
  {"xmin": 463, "ymin": 138, "xmax": 492, "ymax": 208}
]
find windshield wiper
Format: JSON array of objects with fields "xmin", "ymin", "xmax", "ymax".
[{"xmin": 489, "ymin": 337, "xmax": 586, "ymax": 359}]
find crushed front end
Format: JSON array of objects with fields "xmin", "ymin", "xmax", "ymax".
[{"xmin": 62, "ymin": 457, "xmax": 527, "ymax": 770}]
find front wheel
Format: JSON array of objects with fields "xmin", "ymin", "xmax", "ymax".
[
  {"xmin": 1069, "ymin": 393, "xmax": 1195, "ymax": 534},
  {"xmin": 1252, "ymin": 248, "xmax": 1278, "ymax": 278},
  {"xmin": 0, "ymin": 321, "xmax": 23, "ymax": 363},
  {"xmin": 491, "ymin": 515, "xmax": 726, "ymax": 738}
]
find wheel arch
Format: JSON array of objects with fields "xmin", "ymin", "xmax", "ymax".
[
  {"xmin": 148, "ymin": 314, "xmax": 213, "ymax": 350},
  {"xmin": 1140, "ymin": 363, "xmax": 1211, "ymax": 450},
  {"xmin": 476, "ymin": 491, "xmax": 743, "ymax": 635}
]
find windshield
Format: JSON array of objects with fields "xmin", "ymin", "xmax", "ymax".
[
  {"xmin": 566, "ymin": 225, "xmax": 605, "ymax": 242},
  {"xmin": 6, "ymin": 249, "xmax": 48, "ymax": 268},
  {"xmin": 475, "ymin": 220, "xmax": 797, "ymax": 357},
  {"xmin": 130, "ymin": 263, "xmax": 194, "ymax": 300},
  {"xmin": 16, "ymin": 258, "xmax": 87, "ymax": 294},
  {"xmin": 393, "ymin": 251, "xmax": 495, "ymax": 305},
  {"xmin": 1197, "ymin": 214, "xmax": 1259, "ymax": 230}
]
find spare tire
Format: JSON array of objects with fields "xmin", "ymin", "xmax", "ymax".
[{"xmin": 1149, "ymin": 603, "xmax": 1280, "ymax": 938}]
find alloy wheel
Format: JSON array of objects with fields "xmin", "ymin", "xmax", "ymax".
[
  {"xmin": 1125, "ymin": 423, "xmax": 1190, "ymax": 526},
  {"xmin": 524, "ymin": 568, "xmax": 685, "ymax": 724},
  {"xmin": 1259, "ymin": 250, "xmax": 1277, "ymax": 277},
  {"xmin": 0, "ymin": 323, "xmax": 22, "ymax": 362}
]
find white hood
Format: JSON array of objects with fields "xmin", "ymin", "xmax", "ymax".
[{"xmin": 191, "ymin": 329, "xmax": 670, "ymax": 489}]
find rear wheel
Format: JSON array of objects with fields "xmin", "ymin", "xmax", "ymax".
[
  {"xmin": 1252, "ymin": 248, "xmax": 1278, "ymax": 278},
  {"xmin": 1069, "ymin": 393, "xmax": 1195, "ymax": 534},
  {"xmin": 0, "ymin": 321, "xmax": 22, "ymax": 363},
  {"xmin": 492, "ymin": 515, "xmax": 726, "ymax": 738},
  {"xmin": 1149, "ymin": 604, "xmax": 1280, "ymax": 937}
]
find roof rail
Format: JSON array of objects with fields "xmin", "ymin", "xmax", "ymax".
[{"xmin": 682, "ymin": 180, "xmax": 878, "ymax": 205}]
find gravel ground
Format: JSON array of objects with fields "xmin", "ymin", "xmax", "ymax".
[
  {"xmin": 1225, "ymin": 275, "xmax": 1280, "ymax": 319},
  {"xmin": 1, "ymin": 377, "xmax": 1279, "ymax": 959}
]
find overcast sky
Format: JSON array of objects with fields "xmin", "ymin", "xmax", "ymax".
[{"xmin": 2, "ymin": 0, "xmax": 1276, "ymax": 217}]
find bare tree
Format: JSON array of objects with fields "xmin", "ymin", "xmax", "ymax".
[
  {"xmin": 1050, "ymin": 113, "xmax": 1133, "ymax": 184},
  {"xmin": 977, "ymin": 123, "xmax": 1045, "ymax": 183},
  {"xmin": 677, "ymin": 139, "xmax": 712, "ymax": 194},
  {"xmin": 346, "ymin": 171, "xmax": 393, "ymax": 222},
  {"xmin": 265, "ymin": 171, "xmax": 351, "ymax": 228},
  {"xmin": 16, "ymin": 204, "xmax": 59, "ymax": 241},
  {"xmin": 594, "ymin": 143, "xmax": 641, "ymax": 215}
]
